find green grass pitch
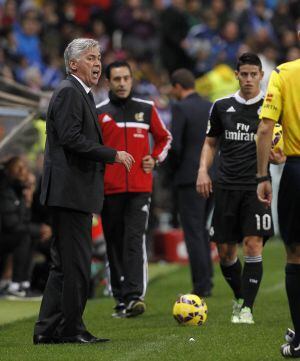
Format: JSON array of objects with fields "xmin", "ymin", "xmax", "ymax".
[{"xmin": 0, "ymin": 239, "xmax": 289, "ymax": 361}]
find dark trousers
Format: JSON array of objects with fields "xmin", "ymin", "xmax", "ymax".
[
  {"xmin": 13, "ymin": 233, "xmax": 32, "ymax": 282},
  {"xmin": 0, "ymin": 232, "xmax": 32, "ymax": 283},
  {"xmin": 102, "ymin": 193, "xmax": 150, "ymax": 304},
  {"xmin": 177, "ymin": 185, "xmax": 213, "ymax": 295},
  {"xmin": 34, "ymin": 207, "xmax": 92, "ymax": 337},
  {"xmin": 278, "ymin": 157, "xmax": 300, "ymax": 245}
]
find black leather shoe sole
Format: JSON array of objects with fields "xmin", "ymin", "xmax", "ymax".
[
  {"xmin": 56, "ymin": 334, "xmax": 110, "ymax": 344},
  {"xmin": 33, "ymin": 335, "xmax": 54, "ymax": 345},
  {"xmin": 89, "ymin": 337, "xmax": 110, "ymax": 343}
]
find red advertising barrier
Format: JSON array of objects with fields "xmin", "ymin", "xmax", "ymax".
[{"xmin": 152, "ymin": 228, "xmax": 219, "ymax": 264}]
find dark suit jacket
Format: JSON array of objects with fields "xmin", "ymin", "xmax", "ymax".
[
  {"xmin": 170, "ymin": 92, "xmax": 212, "ymax": 186},
  {"xmin": 40, "ymin": 75, "xmax": 117, "ymax": 214}
]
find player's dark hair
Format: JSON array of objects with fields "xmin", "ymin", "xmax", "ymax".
[
  {"xmin": 171, "ymin": 68, "xmax": 195, "ymax": 89},
  {"xmin": 105, "ymin": 61, "xmax": 132, "ymax": 79},
  {"xmin": 236, "ymin": 53, "xmax": 262, "ymax": 71}
]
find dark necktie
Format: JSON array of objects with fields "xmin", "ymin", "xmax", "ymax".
[{"xmin": 88, "ymin": 91, "xmax": 95, "ymax": 105}]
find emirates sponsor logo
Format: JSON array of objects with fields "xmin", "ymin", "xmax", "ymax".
[{"xmin": 225, "ymin": 123, "xmax": 255, "ymax": 142}]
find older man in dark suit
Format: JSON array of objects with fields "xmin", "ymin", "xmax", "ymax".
[
  {"xmin": 33, "ymin": 38, "xmax": 134, "ymax": 345},
  {"xmin": 169, "ymin": 68, "xmax": 213, "ymax": 297}
]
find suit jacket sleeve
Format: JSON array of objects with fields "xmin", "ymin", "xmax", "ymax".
[
  {"xmin": 149, "ymin": 106, "xmax": 172, "ymax": 163},
  {"xmin": 169, "ymin": 102, "xmax": 186, "ymax": 167},
  {"xmin": 52, "ymin": 86, "xmax": 117, "ymax": 163}
]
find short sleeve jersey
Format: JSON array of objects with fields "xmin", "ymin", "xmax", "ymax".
[
  {"xmin": 259, "ymin": 59, "xmax": 300, "ymax": 156},
  {"xmin": 207, "ymin": 91, "xmax": 264, "ymax": 190}
]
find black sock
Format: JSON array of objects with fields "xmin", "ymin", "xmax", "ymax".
[
  {"xmin": 220, "ymin": 258, "xmax": 243, "ymax": 300},
  {"xmin": 286, "ymin": 263, "xmax": 300, "ymax": 345},
  {"xmin": 242, "ymin": 256, "xmax": 263, "ymax": 310}
]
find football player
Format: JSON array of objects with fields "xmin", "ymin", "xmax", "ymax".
[{"xmin": 197, "ymin": 53, "xmax": 273, "ymax": 324}]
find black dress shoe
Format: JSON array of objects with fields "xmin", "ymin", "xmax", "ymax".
[
  {"xmin": 56, "ymin": 333, "xmax": 110, "ymax": 344},
  {"xmin": 83, "ymin": 331, "xmax": 110, "ymax": 343},
  {"xmin": 33, "ymin": 334, "xmax": 54, "ymax": 345}
]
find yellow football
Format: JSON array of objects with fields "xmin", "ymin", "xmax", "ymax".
[{"xmin": 173, "ymin": 294, "xmax": 208, "ymax": 326}]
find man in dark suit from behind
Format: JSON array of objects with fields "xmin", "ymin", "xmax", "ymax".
[
  {"xmin": 169, "ymin": 68, "xmax": 213, "ymax": 297},
  {"xmin": 33, "ymin": 38, "xmax": 134, "ymax": 345}
]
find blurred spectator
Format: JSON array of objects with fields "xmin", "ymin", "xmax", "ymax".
[
  {"xmin": 186, "ymin": 9, "xmax": 224, "ymax": 75},
  {"xmin": 209, "ymin": 0, "xmax": 229, "ymax": 30},
  {"xmin": 289, "ymin": 0, "xmax": 300, "ymax": 22},
  {"xmin": 0, "ymin": 47, "xmax": 14, "ymax": 80},
  {"xmin": 13, "ymin": 9, "xmax": 43, "ymax": 70},
  {"xmin": 72, "ymin": 0, "xmax": 113, "ymax": 26},
  {"xmin": 232, "ymin": 0, "xmax": 248, "ymax": 17},
  {"xmin": 271, "ymin": 0, "xmax": 296, "ymax": 39},
  {"xmin": 0, "ymin": 156, "xmax": 41, "ymax": 299},
  {"xmin": 278, "ymin": 28, "xmax": 299, "ymax": 62},
  {"xmin": 59, "ymin": 0, "xmax": 77, "ymax": 24},
  {"xmin": 160, "ymin": 0, "xmax": 194, "ymax": 74},
  {"xmin": 23, "ymin": 66, "xmax": 43, "ymax": 91},
  {"xmin": 114, "ymin": 0, "xmax": 158, "ymax": 60},
  {"xmin": 40, "ymin": 0, "xmax": 61, "ymax": 59},
  {"xmin": 220, "ymin": 20, "xmax": 243, "ymax": 68},
  {"xmin": 1, "ymin": 0, "xmax": 17, "ymax": 30},
  {"xmin": 89, "ymin": 18, "xmax": 111, "ymax": 55},
  {"xmin": 286, "ymin": 45, "xmax": 300, "ymax": 61},
  {"xmin": 41, "ymin": 54, "xmax": 64, "ymax": 90},
  {"xmin": 185, "ymin": 0, "xmax": 204, "ymax": 28},
  {"xmin": 247, "ymin": 0, "xmax": 275, "ymax": 41}
]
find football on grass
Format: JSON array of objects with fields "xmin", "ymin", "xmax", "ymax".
[{"xmin": 173, "ymin": 294, "xmax": 208, "ymax": 326}]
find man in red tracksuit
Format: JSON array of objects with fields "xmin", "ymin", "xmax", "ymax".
[{"xmin": 97, "ymin": 61, "xmax": 172, "ymax": 318}]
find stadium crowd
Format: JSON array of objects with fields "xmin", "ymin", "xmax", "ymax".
[{"xmin": 0, "ymin": 0, "xmax": 300, "ymax": 98}]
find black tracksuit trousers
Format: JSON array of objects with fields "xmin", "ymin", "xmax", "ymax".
[{"xmin": 102, "ymin": 192, "xmax": 150, "ymax": 304}]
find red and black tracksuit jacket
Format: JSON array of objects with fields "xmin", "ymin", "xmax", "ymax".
[
  {"xmin": 96, "ymin": 92, "xmax": 172, "ymax": 195},
  {"xmin": 97, "ymin": 92, "xmax": 171, "ymax": 302}
]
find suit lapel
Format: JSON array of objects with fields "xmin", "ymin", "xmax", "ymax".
[{"xmin": 67, "ymin": 76, "xmax": 103, "ymax": 142}]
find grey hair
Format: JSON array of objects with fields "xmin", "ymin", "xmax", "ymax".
[{"xmin": 64, "ymin": 38, "xmax": 100, "ymax": 74}]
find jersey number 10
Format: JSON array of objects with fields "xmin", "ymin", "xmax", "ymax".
[{"xmin": 255, "ymin": 214, "xmax": 272, "ymax": 230}]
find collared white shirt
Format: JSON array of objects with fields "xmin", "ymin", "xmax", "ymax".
[
  {"xmin": 71, "ymin": 74, "xmax": 91, "ymax": 94},
  {"xmin": 234, "ymin": 90, "xmax": 264, "ymax": 105}
]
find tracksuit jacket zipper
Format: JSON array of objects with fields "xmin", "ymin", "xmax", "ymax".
[{"xmin": 122, "ymin": 104, "xmax": 129, "ymax": 192}]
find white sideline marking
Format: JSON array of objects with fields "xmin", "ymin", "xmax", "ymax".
[{"xmin": 261, "ymin": 281, "xmax": 284, "ymax": 294}]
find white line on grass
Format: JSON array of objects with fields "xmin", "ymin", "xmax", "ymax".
[{"xmin": 261, "ymin": 282, "xmax": 284, "ymax": 294}]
